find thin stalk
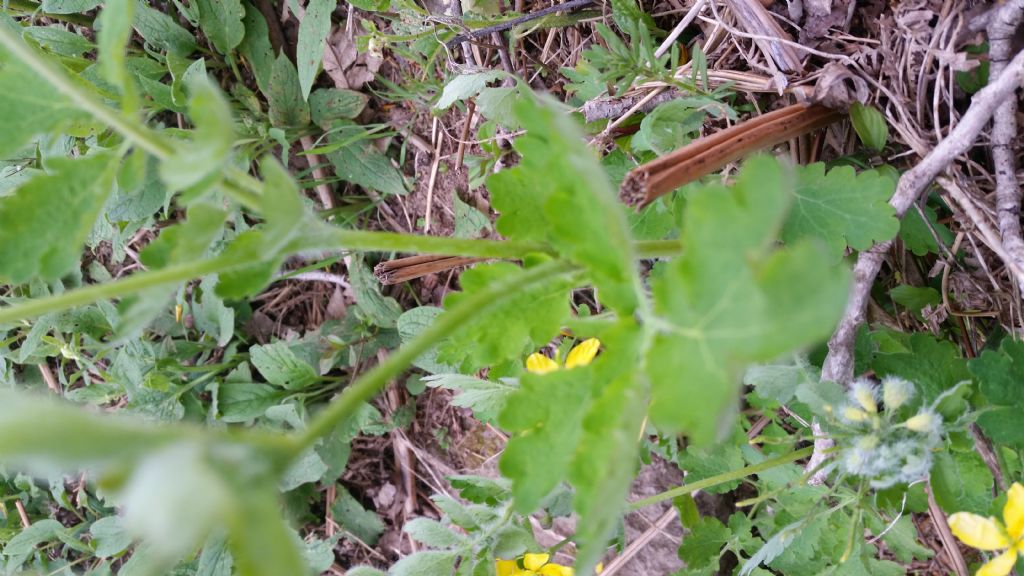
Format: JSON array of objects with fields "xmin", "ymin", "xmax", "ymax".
[
  {"xmin": 330, "ymin": 229, "xmax": 554, "ymax": 259},
  {"xmin": 0, "ymin": 22, "xmax": 174, "ymax": 160},
  {"xmin": 0, "ymin": 256, "xmax": 235, "ymax": 325},
  {"xmin": 628, "ymin": 445, "xmax": 814, "ymax": 510},
  {"xmin": 3, "ymin": 0, "xmax": 94, "ymax": 26},
  {"xmin": 294, "ymin": 259, "xmax": 578, "ymax": 452}
]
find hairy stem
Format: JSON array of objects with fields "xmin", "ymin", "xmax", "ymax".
[
  {"xmin": 629, "ymin": 446, "xmax": 814, "ymax": 510},
  {"xmin": 294, "ymin": 259, "xmax": 578, "ymax": 452}
]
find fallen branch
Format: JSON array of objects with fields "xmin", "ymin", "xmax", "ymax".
[{"xmin": 807, "ymin": 45, "xmax": 1024, "ymax": 484}]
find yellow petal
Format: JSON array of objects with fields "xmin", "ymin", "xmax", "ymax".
[
  {"xmin": 978, "ymin": 549, "xmax": 1019, "ymax": 576},
  {"xmin": 565, "ymin": 338, "xmax": 600, "ymax": 369},
  {"xmin": 497, "ymin": 560, "xmax": 519, "ymax": 576},
  {"xmin": 538, "ymin": 564, "xmax": 572, "ymax": 576},
  {"xmin": 596, "ymin": 562, "xmax": 603, "ymax": 574},
  {"xmin": 1005, "ymin": 483, "xmax": 1024, "ymax": 542},
  {"xmin": 526, "ymin": 353, "xmax": 559, "ymax": 374},
  {"xmin": 523, "ymin": 553, "xmax": 550, "ymax": 571},
  {"xmin": 948, "ymin": 512, "xmax": 1010, "ymax": 551}
]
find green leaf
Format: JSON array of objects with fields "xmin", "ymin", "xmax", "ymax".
[
  {"xmin": 849, "ymin": 103, "xmax": 888, "ymax": 152},
  {"xmin": 280, "ymin": 447, "xmax": 328, "ymax": 491},
  {"xmin": 397, "ymin": 306, "xmax": 457, "ymax": 374},
  {"xmin": 226, "ymin": 483, "xmax": 309, "ymax": 576},
  {"xmin": 250, "ymin": 342, "xmax": 320, "ymax": 390},
  {"xmin": 870, "ymin": 515, "xmax": 932, "ymax": 563},
  {"xmin": 454, "ymin": 196, "xmax": 491, "ymax": 239},
  {"xmin": 390, "ymin": 550, "xmax": 458, "ymax": 576},
  {"xmin": 0, "ymin": 152, "xmax": 116, "ymax": 283},
  {"xmin": 197, "ymin": 533, "xmax": 234, "ymax": 576},
  {"xmin": 0, "ymin": 22, "xmax": 91, "ymax": 159},
  {"xmin": 326, "ymin": 137, "xmax": 407, "ymax": 196},
  {"xmin": 647, "ymin": 157, "xmax": 850, "ymax": 443},
  {"xmin": 475, "ymin": 86, "xmax": 519, "ymax": 127},
  {"xmin": 678, "ymin": 517, "xmax": 730, "ymax": 569},
  {"xmin": 239, "ymin": 2, "xmax": 275, "ymax": 94},
  {"xmin": 0, "ymin": 390, "xmax": 185, "ymax": 466},
  {"xmin": 489, "ymin": 97, "xmax": 641, "ymax": 313},
  {"xmin": 404, "ymin": 518, "xmax": 467, "ymax": 548},
  {"xmin": 783, "ymin": 164, "xmax": 898, "ymax": 261},
  {"xmin": 677, "ymin": 435, "xmax": 745, "ymax": 494},
  {"xmin": 348, "ymin": 256, "xmax": 402, "ymax": 327},
  {"xmin": 296, "ymin": 0, "xmax": 337, "ymax": 100},
  {"xmin": 195, "ymin": 0, "xmax": 245, "ymax": 54},
  {"xmin": 4, "ymin": 519, "xmax": 65, "ymax": 558},
  {"xmin": 268, "ymin": 53, "xmax": 311, "ymax": 127},
  {"xmin": 259, "ymin": 155, "xmax": 307, "ymax": 254},
  {"xmin": 218, "ymin": 382, "xmax": 285, "ymax": 422},
  {"xmin": 41, "ymin": 0, "xmax": 102, "ymax": 13},
  {"xmin": 422, "ymin": 374, "xmax": 516, "ymax": 424},
  {"xmin": 90, "ymin": 516, "xmax": 132, "ymax": 558},
  {"xmin": 133, "ymin": 2, "xmax": 198, "ymax": 57},
  {"xmin": 870, "ymin": 332, "xmax": 970, "ymax": 407},
  {"xmin": 23, "ymin": 26, "xmax": 94, "ymax": 57},
  {"xmin": 309, "ymin": 87, "xmax": 367, "ymax": 127},
  {"xmin": 888, "ymin": 285, "xmax": 940, "ymax": 314},
  {"xmin": 968, "ymin": 339, "xmax": 1024, "ymax": 445},
  {"xmin": 434, "ymin": 70, "xmax": 505, "ymax": 110},
  {"xmin": 332, "ymin": 485, "xmax": 385, "ymax": 545},
  {"xmin": 160, "ymin": 77, "xmax": 235, "ymax": 193},
  {"xmin": 96, "ymin": 0, "xmax": 136, "ymax": 95},
  {"xmin": 744, "ymin": 357, "xmax": 820, "ymax": 406},
  {"xmin": 193, "ymin": 276, "xmax": 235, "ymax": 346},
  {"xmin": 930, "ymin": 449, "xmax": 994, "ymax": 515},
  {"xmin": 633, "ymin": 100, "xmax": 706, "ymax": 155},
  {"xmin": 437, "ymin": 262, "xmax": 572, "ymax": 371},
  {"xmin": 899, "ymin": 203, "xmax": 954, "ymax": 256}
]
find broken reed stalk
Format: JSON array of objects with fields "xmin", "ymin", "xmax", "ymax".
[
  {"xmin": 619, "ymin": 103, "xmax": 842, "ymax": 208},
  {"xmin": 374, "ymin": 255, "xmax": 489, "ymax": 285}
]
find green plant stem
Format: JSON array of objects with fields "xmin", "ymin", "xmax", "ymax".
[
  {"xmin": 628, "ymin": 446, "xmax": 814, "ymax": 510},
  {"xmin": 330, "ymin": 229, "xmax": 554, "ymax": 258},
  {"xmin": 293, "ymin": 259, "xmax": 578, "ymax": 453},
  {"xmin": 0, "ymin": 22, "xmax": 174, "ymax": 160},
  {"xmin": 635, "ymin": 239, "xmax": 682, "ymax": 258},
  {"xmin": 0, "ymin": 255, "xmax": 234, "ymax": 325}
]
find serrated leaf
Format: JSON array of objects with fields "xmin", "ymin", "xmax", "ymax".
[
  {"xmin": 437, "ymin": 262, "xmax": 572, "ymax": 371},
  {"xmin": 744, "ymin": 357, "xmax": 820, "ymax": 406},
  {"xmin": 677, "ymin": 435, "xmax": 745, "ymax": 494},
  {"xmin": 217, "ymin": 382, "xmax": 284, "ymax": 423},
  {"xmin": 871, "ymin": 332, "xmax": 970, "ymax": 407},
  {"xmin": 870, "ymin": 515, "xmax": 932, "ymax": 563},
  {"xmin": 489, "ymin": 97, "xmax": 641, "ymax": 312},
  {"xmin": 633, "ymin": 100, "xmax": 706, "ymax": 155},
  {"xmin": 930, "ymin": 450, "xmax": 993, "ymax": 515},
  {"xmin": 296, "ymin": 0, "xmax": 337, "ymax": 100},
  {"xmin": 678, "ymin": 517, "xmax": 730, "ymax": 569},
  {"xmin": 888, "ymin": 285, "xmax": 940, "ymax": 314},
  {"xmin": 739, "ymin": 519, "xmax": 806, "ymax": 576},
  {"xmin": 0, "ymin": 152, "xmax": 116, "ymax": 283},
  {"xmin": 250, "ymin": 342, "xmax": 320, "ymax": 390},
  {"xmin": 195, "ymin": 0, "xmax": 245, "ymax": 54},
  {"xmin": 454, "ymin": 196, "xmax": 491, "ymax": 239},
  {"xmin": 197, "ymin": 533, "xmax": 233, "ymax": 576},
  {"xmin": 333, "ymin": 485, "xmax": 385, "ymax": 545},
  {"xmin": 0, "ymin": 22, "xmax": 92, "ymax": 159},
  {"xmin": 422, "ymin": 374, "xmax": 515, "ymax": 424},
  {"xmin": 268, "ymin": 53, "xmax": 310, "ymax": 127},
  {"xmin": 349, "ymin": 256, "xmax": 402, "ymax": 328},
  {"xmin": 309, "ymin": 87, "xmax": 367, "ymax": 127},
  {"xmin": 783, "ymin": 164, "xmax": 898, "ymax": 261},
  {"xmin": 646, "ymin": 157, "xmax": 850, "ymax": 443},
  {"xmin": 397, "ymin": 307, "xmax": 457, "ymax": 374},
  {"xmin": 160, "ymin": 77, "xmax": 235, "ymax": 193},
  {"xmin": 435, "ymin": 70, "xmax": 505, "ymax": 110},
  {"xmin": 849, "ymin": 102, "xmax": 888, "ymax": 152},
  {"xmin": 133, "ymin": 3, "xmax": 198, "ymax": 57}
]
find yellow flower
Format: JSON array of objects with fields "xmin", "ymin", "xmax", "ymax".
[
  {"xmin": 525, "ymin": 338, "xmax": 600, "ymax": 375},
  {"xmin": 949, "ymin": 482, "xmax": 1024, "ymax": 576},
  {"xmin": 495, "ymin": 553, "xmax": 602, "ymax": 576}
]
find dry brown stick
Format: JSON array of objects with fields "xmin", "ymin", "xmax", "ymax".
[
  {"xmin": 806, "ymin": 46, "xmax": 1024, "ymax": 484},
  {"xmin": 926, "ymin": 483, "xmax": 969, "ymax": 576},
  {"xmin": 374, "ymin": 255, "xmax": 488, "ymax": 284},
  {"xmin": 620, "ymin": 103, "xmax": 842, "ymax": 207},
  {"xmin": 988, "ymin": 2, "xmax": 1024, "ymax": 296},
  {"xmin": 37, "ymin": 362, "xmax": 61, "ymax": 395}
]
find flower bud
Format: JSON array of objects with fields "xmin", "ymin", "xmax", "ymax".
[
  {"xmin": 851, "ymin": 379, "xmax": 878, "ymax": 413},
  {"xmin": 882, "ymin": 377, "xmax": 915, "ymax": 410},
  {"xmin": 904, "ymin": 411, "xmax": 941, "ymax": 434}
]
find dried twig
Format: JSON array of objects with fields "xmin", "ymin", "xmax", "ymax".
[
  {"xmin": 927, "ymin": 483, "xmax": 969, "ymax": 576},
  {"xmin": 807, "ymin": 46, "xmax": 1024, "ymax": 484},
  {"xmin": 443, "ymin": 0, "xmax": 596, "ymax": 49},
  {"xmin": 987, "ymin": 2, "xmax": 1024, "ymax": 296}
]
